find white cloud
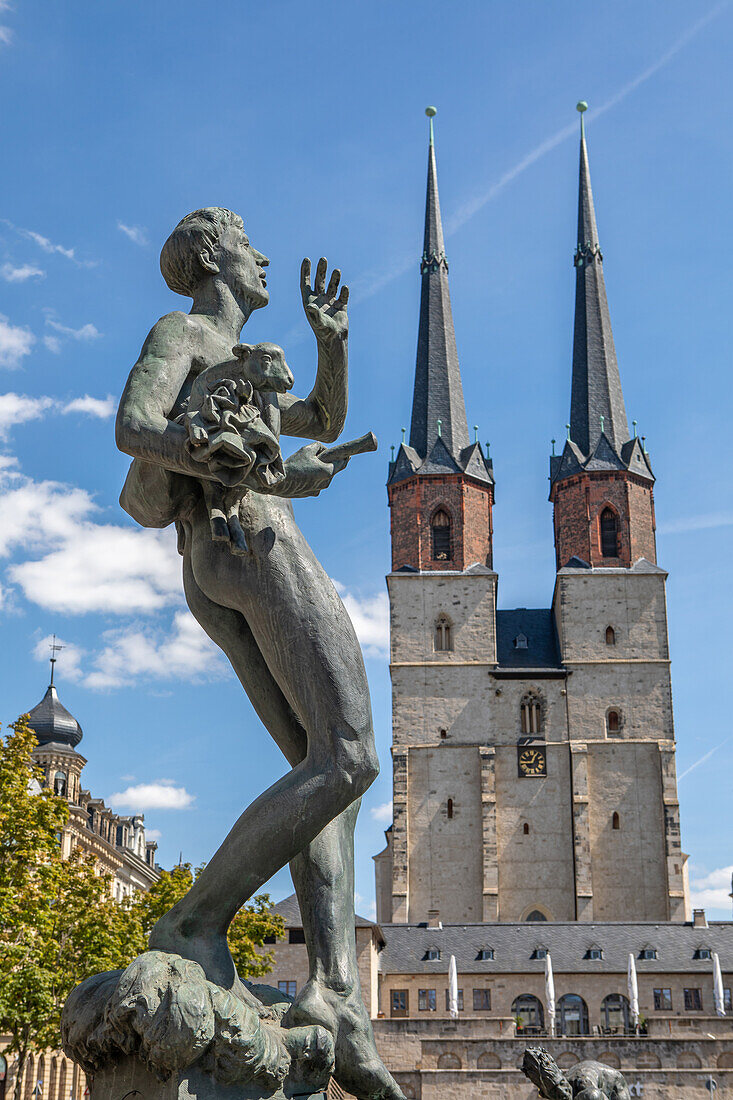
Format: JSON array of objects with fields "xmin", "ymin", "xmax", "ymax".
[
  {"xmin": 0, "ymin": 394, "xmax": 54, "ymax": 440},
  {"xmin": 109, "ymin": 779, "xmax": 194, "ymax": 812},
  {"xmin": 689, "ymin": 865, "xmax": 733, "ymax": 914},
  {"xmin": 62, "ymin": 394, "xmax": 115, "ymax": 418},
  {"xmin": 145, "ymin": 828, "xmax": 162, "ymax": 842},
  {"xmin": 43, "ymin": 335, "xmax": 61, "ymax": 354},
  {"xmin": 334, "ymin": 584, "xmax": 389, "ymax": 657},
  {"xmin": 659, "ymin": 512, "xmax": 733, "ymax": 536},
  {"xmin": 0, "ymin": 25, "xmax": 12, "ymax": 46},
  {"xmin": 118, "ymin": 223, "xmax": 148, "ymax": 246},
  {"xmin": 370, "ymin": 800, "xmax": 393, "ymax": 824},
  {"xmin": 0, "ymin": 315, "xmax": 34, "ymax": 368},
  {"xmin": 32, "ymin": 633, "xmax": 85, "ymax": 682},
  {"xmin": 1, "ymin": 263, "xmax": 45, "ymax": 283},
  {"xmin": 46, "ymin": 319, "xmax": 101, "ymax": 342},
  {"xmin": 0, "ymin": 466, "xmax": 182, "ymax": 613},
  {"xmin": 22, "ymin": 229, "xmax": 76, "ymax": 261},
  {"xmin": 84, "ymin": 611, "xmax": 223, "ymax": 689}
]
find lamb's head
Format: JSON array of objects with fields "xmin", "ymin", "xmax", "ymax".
[{"xmin": 232, "ymin": 342, "xmax": 294, "ymax": 394}]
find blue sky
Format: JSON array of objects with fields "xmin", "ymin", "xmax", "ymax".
[{"xmin": 0, "ymin": 0, "xmax": 731, "ymax": 919}]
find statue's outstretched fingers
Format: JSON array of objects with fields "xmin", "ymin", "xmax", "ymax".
[
  {"xmin": 337, "ymin": 284, "xmax": 349, "ymax": 308},
  {"xmin": 300, "ymin": 258, "xmax": 312, "ymax": 298},
  {"xmin": 314, "ymin": 257, "xmax": 328, "ymax": 294},
  {"xmin": 326, "ymin": 268, "xmax": 341, "ymax": 300}
]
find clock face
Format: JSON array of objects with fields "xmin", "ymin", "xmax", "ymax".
[{"xmin": 518, "ymin": 746, "xmax": 547, "ymax": 777}]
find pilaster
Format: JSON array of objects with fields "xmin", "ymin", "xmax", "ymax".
[
  {"xmin": 479, "ymin": 746, "xmax": 498, "ymax": 921},
  {"xmin": 390, "ymin": 750, "xmax": 409, "ymax": 923},
  {"xmin": 660, "ymin": 743, "xmax": 690, "ymax": 920},
  {"xmin": 570, "ymin": 742, "xmax": 594, "ymax": 920}
]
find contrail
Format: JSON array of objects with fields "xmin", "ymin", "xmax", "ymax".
[
  {"xmin": 352, "ymin": 2, "xmax": 728, "ymax": 303},
  {"xmin": 678, "ymin": 737, "xmax": 731, "ymax": 780}
]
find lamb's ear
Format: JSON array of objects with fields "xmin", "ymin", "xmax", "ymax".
[{"xmin": 232, "ymin": 343, "xmax": 253, "ymax": 359}]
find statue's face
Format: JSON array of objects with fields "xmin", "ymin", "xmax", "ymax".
[{"xmin": 215, "ymin": 222, "xmax": 269, "ymax": 310}]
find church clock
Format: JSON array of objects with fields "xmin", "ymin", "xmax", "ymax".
[{"xmin": 517, "ymin": 745, "xmax": 547, "ymax": 778}]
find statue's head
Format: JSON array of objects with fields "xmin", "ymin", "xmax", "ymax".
[{"xmin": 160, "ymin": 208, "xmax": 269, "ymax": 311}]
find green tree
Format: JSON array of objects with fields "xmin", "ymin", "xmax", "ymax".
[{"xmin": 134, "ymin": 862, "xmax": 285, "ymax": 977}]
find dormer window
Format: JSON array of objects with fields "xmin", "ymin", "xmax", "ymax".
[
  {"xmin": 477, "ymin": 947, "xmax": 494, "ymax": 961},
  {"xmin": 434, "ymin": 614, "xmax": 452, "ymax": 652},
  {"xmin": 532, "ymin": 946, "xmax": 548, "ymax": 960},
  {"xmin": 639, "ymin": 947, "xmax": 657, "ymax": 960},
  {"xmin": 431, "ymin": 509, "xmax": 452, "ymax": 561},
  {"xmin": 514, "ymin": 633, "xmax": 528, "ymax": 650},
  {"xmin": 586, "ymin": 946, "xmax": 603, "ymax": 960},
  {"xmin": 424, "ymin": 947, "xmax": 441, "ymax": 961},
  {"xmin": 694, "ymin": 947, "xmax": 712, "ymax": 960}
]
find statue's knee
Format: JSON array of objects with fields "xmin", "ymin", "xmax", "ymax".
[{"xmin": 331, "ymin": 731, "xmax": 379, "ymax": 801}]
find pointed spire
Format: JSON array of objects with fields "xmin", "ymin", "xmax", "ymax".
[
  {"xmin": 569, "ymin": 101, "xmax": 630, "ymax": 457},
  {"xmin": 408, "ymin": 107, "xmax": 470, "ymax": 462}
]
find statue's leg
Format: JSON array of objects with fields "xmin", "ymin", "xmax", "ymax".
[{"xmin": 153, "ymin": 553, "xmax": 403, "ymax": 1100}]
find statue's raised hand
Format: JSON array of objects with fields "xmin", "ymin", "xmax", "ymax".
[{"xmin": 301, "ymin": 257, "xmax": 349, "ymax": 345}]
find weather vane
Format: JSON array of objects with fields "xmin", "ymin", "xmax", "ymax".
[{"xmin": 49, "ymin": 633, "xmax": 64, "ymax": 686}]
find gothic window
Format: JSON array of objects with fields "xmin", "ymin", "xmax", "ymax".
[
  {"xmin": 605, "ymin": 626, "xmax": 616, "ymax": 645},
  {"xmin": 600, "ymin": 508, "xmax": 619, "ymax": 558},
  {"xmin": 606, "ymin": 709, "xmax": 621, "ymax": 735},
  {"xmin": 612, "ymin": 812, "xmax": 620, "ymax": 830},
  {"xmin": 446, "ymin": 798, "xmax": 454, "ymax": 819},
  {"xmin": 523, "ymin": 822, "xmax": 530, "ymax": 835},
  {"xmin": 525, "ymin": 910, "xmax": 547, "ymax": 922},
  {"xmin": 431, "ymin": 509, "xmax": 452, "ymax": 561},
  {"xmin": 434, "ymin": 614, "xmax": 452, "ymax": 652},
  {"xmin": 53, "ymin": 770, "xmax": 67, "ymax": 797},
  {"xmin": 520, "ymin": 692, "xmax": 543, "ymax": 735}
]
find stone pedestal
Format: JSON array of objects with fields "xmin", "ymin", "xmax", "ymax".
[{"xmin": 61, "ymin": 952, "xmax": 334, "ymax": 1100}]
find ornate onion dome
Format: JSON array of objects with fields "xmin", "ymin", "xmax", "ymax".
[{"xmin": 27, "ymin": 682, "xmax": 83, "ymax": 750}]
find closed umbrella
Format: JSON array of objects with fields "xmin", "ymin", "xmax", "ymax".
[
  {"xmin": 545, "ymin": 953, "xmax": 556, "ymax": 1037},
  {"xmin": 448, "ymin": 954, "xmax": 459, "ymax": 1018},
  {"xmin": 627, "ymin": 953, "xmax": 639, "ymax": 1030},
  {"xmin": 713, "ymin": 952, "xmax": 726, "ymax": 1017}
]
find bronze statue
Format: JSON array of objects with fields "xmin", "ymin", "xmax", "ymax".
[{"xmin": 522, "ymin": 1047, "xmax": 632, "ymax": 1100}]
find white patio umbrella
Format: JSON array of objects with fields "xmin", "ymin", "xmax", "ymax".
[
  {"xmin": 545, "ymin": 953, "xmax": 556, "ymax": 1037},
  {"xmin": 448, "ymin": 954, "xmax": 459, "ymax": 1019},
  {"xmin": 713, "ymin": 952, "xmax": 726, "ymax": 1017},
  {"xmin": 627, "ymin": 953, "xmax": 639, "ymax": 1030}
]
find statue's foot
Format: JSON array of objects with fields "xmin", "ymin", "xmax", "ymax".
[
  {"xmin": 284, "ymin": 978, "xmax": 405, "ymax": 1100},
  {"xmin": 148, "ymin": 911, "xmax": 263, "ymax": 1013}
]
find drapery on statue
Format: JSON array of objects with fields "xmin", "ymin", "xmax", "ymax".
[
  {"xmin": 522, "ymin": 1047, "xmax": 631, "ymax": 1100},
  {"xmin": 61, "ymin": 208, "xmax": 402, "ymax": 1100}
]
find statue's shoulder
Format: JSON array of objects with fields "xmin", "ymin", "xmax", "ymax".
[{"xmin": 139, "ymin": 310, "xmax": 207, "ymax": 359}]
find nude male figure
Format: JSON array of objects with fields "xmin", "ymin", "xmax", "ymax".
[{"xmin": 116, "ymin": 207, "xmax": 403, "ymax": 1100}]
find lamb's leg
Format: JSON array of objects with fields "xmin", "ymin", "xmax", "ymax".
[
  {"xmin": 226, "ymin": 492, "xmax": 249, "ymax": 555},
  {"xmin": 202, "ymin": 482, "xmax": 230, "ymax": 543}
]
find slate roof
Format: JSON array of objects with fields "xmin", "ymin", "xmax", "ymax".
[
  {"xmin": 495, "ymin": 610, "xmax": 561, "ymax": 670},
  {"xmin": 552, "ymin": 117, "xmax": 653, "ymax": 486},
  {"xmin": 389, "ymin": 122, "xmax": 492, "ymax": 489},
  {"xmin": 27, "ymin": 683, "xmax": 83, "ymax": 750},
  {"xmin": 377, "ymin": 921, "xmax": 733, "ymax": 976}
]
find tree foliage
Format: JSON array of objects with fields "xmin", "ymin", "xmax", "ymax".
[{"xmin": 0, "ymin": 717, "xmax": 284, "ymax": 1099}]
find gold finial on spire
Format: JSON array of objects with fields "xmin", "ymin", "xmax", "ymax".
[{"xmin": 425, "ymin": 105, "xmax": 437, "ymax": 147}]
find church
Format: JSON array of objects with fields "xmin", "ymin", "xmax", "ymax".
[{"xmin": 264, "ymin": 109, "xmax": 733, "ymax": 1100}]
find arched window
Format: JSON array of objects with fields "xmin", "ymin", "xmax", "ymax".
[
  {"xmin": 439, "ymin": 728, "xmax": 447, "ymax": 739},
  {"xmin": 600, "ymin": 508, "xmax": 619, "ymax": 558},
  {"xmin": 53, "ymin": 770, "xmax": 67, "ymax": 797},
  {"xmin": 612, "ymin": 811, "xmax": 620, "ymax": 830},
  {"xmin": 23, "ymin": 1055, "xmax": 34, "ymax": 1100},
  {"xmin": 598, "ymin": 994, "xmax": 629, "ymax": 1034},
  {"xmin": 437, "ymin": 1053, "xmax": 461, "ymax": 1069},
  {"xmin": 606, "ymin": 709, "xmax": 621, "ymax": 735},
  {"xmin": 605, "ymin": 626, "xmax": 616, "ymax": 646},
  {"xmin": 512, "ymin": 994, "xmax": 544, "ymax": 1030},
  {"xmin": 520, "ymin": 692, "xmax": 543, "ymax": 735},
  {"xmin": 447, "ymin": 798, "xmax": 454, "ymax": 820},
  {"xmin": 431, "ymin": 509, "xmax": 452, "ymax": 561},
  {"xmin": 434, "ymin": 614, "xmax": 452, "ymax": 652},
  {"xmin": 557, "ymin": 993, "xmax": 589, "ymax": 1036},
  {"xmin": 525, "ymin": 910, "xmax": 547, "ymax": 922},
  {"xmin": 523, "ymin": 822, "xmax": 530, "ymax": 835}
]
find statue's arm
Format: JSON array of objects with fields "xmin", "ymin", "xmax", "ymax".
[
  {"xmin": 277, "ymin": 335, "xmax": 347, "ymax": 444},
  {"xmin": 116, "ymin": 313, "xmax": 216, "ymax": 480}
]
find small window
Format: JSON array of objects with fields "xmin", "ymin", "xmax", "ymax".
[
  {"xmin": 605, "ymin": 626, "xmax": 616, "ymax": 645},
  {"xmin": 523, "ymin": 822, "xmax": 530, "ymax": 835},
  {"xmin": 684, "ymin": 988, "xmax": 703, "ymax": 1011},
  {"xmin": 53, "ymin": 770, "xmax": 68, "ymax": 797},
  {"xmin": 424, "ymin": 947, "xmax": 441, "ymax": 961},
  {"xmin": 434, "ymin": 615, "xmax": 453, "ymax": 652},
  {"xmin": 115, "ymin": 825, "xmax": 124, "ymax": 847},
  {"xmin": 431, "ymin": 509, "xmax": 452, "ymax": 561},
  {"xmin": 288, "ymin": 928, "xmax": 306, "ymax": 944},
  {"xmin": 694, "ymin": 947, "xmax": 712, "ymax": 960},
  {"xmin": 607, "ymin": 710, "xmax": 620, "ymax": 735},
  {"xmin": 477, "ymin": 947, "xmax": 494, "ymax": 961},
  {"xmin": 586, "ymin": 947, "xmax": 603, "ymax": 960},
  {"xmin": 445, "ymin": 988, "xmax": 464, "ymax": 1011},
  {"xmin": 520, "ymin": 693, "xmax": 543, "ymax": 735},
  {"xmin": 278, "ymin": 980, "xmax": 297, "ymax": 998},
  {"xmin": 514, "ymin": 633, "xmax": 528, "ymax": 650},
  {"xmin": 418, "ymin": 988, "xmax": 436, "ymax": 1012},
  {"xmin": 473, "ymin": 988, "xmax": 492, "ymax": 1011},
  {"xmin": 439, "ymin": 728, "xmax": 448, "ymax": 739},
  {"xmin": 612, "ymin": 811, "xmax": 620, "ymax": 830},
  {"xmin": 447, "ymin": 798, "xmax": 454, "ymax": 820},
  {"xmin": 532, "ymin": 946, "xmax": 548, "ymax": 960},
  {"xmin": 639, "ymin": 947, "xmax": 657, "ymax": 960},
  {"xmin": 600, "ymin": 507, "xmax": 619, "ymax": 558},
  {"xmin": 391, "ymin": 989, "xmax": 409, "ymax": 1017},
  {"xmin": 654, "ymin": 988, "xmax": 672, "ymax": 1011}
]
